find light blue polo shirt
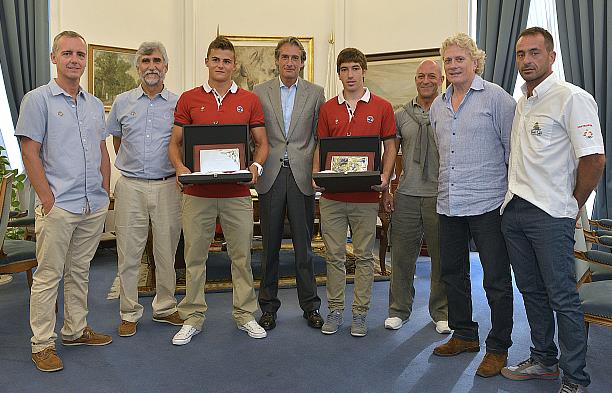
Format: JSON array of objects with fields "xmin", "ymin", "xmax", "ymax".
[
  {"xmin": 14, "ymin": 79, "xmax": 109, "ymax": 214},
  {"xmin": 106, "ymin": 85, "xmax": 178, "ymax": 179}
]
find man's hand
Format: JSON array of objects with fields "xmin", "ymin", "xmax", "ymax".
[
  {"xmin": 372, "ymin": 173, "xmax": 390, "ymax": 192},
  {"xmin": 175, "ymin": 165, "xmax": 191, "ymax": 190},
  {"xmin": 42, "ymin": 197, "xmax": 55, "ymax": 215},
  {"xmin": 312, "ymin": 178, "xmax": 325, "ymax": 193},
  {"xmin": 382, "ymin": 191, "xmax": 394, "ymax": 213},
  {"xmin": 246, "ymin": 163, "xmax": 259, "ymax": 185}
]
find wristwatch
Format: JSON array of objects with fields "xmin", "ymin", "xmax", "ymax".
[{"xmin": 251, "ymin": 162, "xmax": 263, "ymax": 176}]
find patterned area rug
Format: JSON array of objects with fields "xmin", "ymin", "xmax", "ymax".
[{"xmin": 107, "ymin": 241, "xmax": 390, "ymax": 299}]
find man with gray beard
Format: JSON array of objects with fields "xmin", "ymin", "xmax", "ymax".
[{"xmin": 107, "ymin": 41, "xmax": 183, "ymax": 337}]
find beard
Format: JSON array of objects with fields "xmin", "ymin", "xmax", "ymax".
[{"xmin": 140, "ymin": 71, "xmax": 164, "ymax": 87}]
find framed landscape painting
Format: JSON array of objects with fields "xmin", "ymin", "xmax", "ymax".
[
  {"xmin": 88, "ymin": 44, "xmax": 139, "ymax": 110},
  {"xmin": 225, "ymin": 35, "xmax": 314, "ymax": 91},
  {"xmin": 365, "ymin": 48, "xmax": 442, "ymax": 110}
]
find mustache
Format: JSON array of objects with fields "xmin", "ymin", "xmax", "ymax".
[{"xmin": 144, "ymin": 70, "xmax": 161, "ymax": 76}]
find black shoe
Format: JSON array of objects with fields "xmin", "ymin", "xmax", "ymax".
[
  {"xmin": 259, "ymin": 312, "xmax": 276, "ymax": 331},
  {"xmin": 303, "ymin": 310, "xmax": 324, "ymax": 328}
]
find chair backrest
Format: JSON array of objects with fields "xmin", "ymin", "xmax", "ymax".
[
  {"xmin": 575, "ymin": 257, "xmax": 591, "ymax": 285},
  {"xmin": 16, "ymin": 176, "xmax": 36, "ymax": 218},
  {"xmin": 0, "ymin": 174, "xmax": 14, "ymax": 250},
  {"xmin": 25, "ymin": 180, "xmax": 35, "ymax": 218}
]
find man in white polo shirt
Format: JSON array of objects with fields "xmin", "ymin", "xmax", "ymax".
[{"xmin": 500, "ymin": 27, "xmax": 605, "ymax": 393}]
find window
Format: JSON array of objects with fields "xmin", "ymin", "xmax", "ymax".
[
  {"xmin": 512, "ymin": 0, "xmax": 565, "ymax": 100},
  {"xmin": 0, "ymin": 62, "xmax": 24, "ymax": 172}
]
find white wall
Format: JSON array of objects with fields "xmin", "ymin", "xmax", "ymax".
[
  {"xmin": 50, "ymin": 0, "xmax": 469, "ymax": 188},
  {"xmin": 50, "ymin": 0, "xmax": 469, "ymax": 90}
]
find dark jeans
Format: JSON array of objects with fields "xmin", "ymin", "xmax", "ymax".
[
  {"xmin": 501, "ymin": 197, "xmax": 589, "ymax": 386},
  {"xmin": 439, "ymin": 208, "xmax": 513, "ymax": 354}
]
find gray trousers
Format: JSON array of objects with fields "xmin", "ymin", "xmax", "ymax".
[
  {"xmin": 388, "ymin": 193, "xmax": 448, "ymax": 322},
  {"xmin": 258, "ymin": 167, "xmax": 320, "ymax": 313}
]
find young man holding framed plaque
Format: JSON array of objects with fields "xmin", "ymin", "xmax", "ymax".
[
  {"xmin": 168, "ymin": 36, "xmax": 269, "ymax": 345},
  {"xmin": 313, "ymin": 47, "xmax": 396, "ymax": 337}
]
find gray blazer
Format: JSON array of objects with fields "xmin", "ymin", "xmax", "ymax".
[{"xmin": 253, "ymin": 77, "xmax": 325, "ymax": 195}]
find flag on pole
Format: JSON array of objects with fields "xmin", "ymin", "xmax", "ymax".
[{"xmin": 324, "ymin": 32, "xmax": 337, "ymax": 100}]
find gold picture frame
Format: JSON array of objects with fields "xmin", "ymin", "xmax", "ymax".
[
  {"xmin": 365, "ymin": 48, "xmax": 443, "ymax": 110},
  {"xmin": 87, "ymin": 44, "xmax": 139, "ymax": 111},
  {"xmin": 225, "ymin": 35, "xmax": 314, "ymax": 91}
]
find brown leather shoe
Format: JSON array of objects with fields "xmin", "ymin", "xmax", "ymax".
[
  {"xmin": 476, "ymin": 352, "xmax": 508, "ymax": 377},
  {"xmin": 32, "ymin": 347, "xmax": 63, "ymax": 372},
  {"xmin": 153, "ymin": 311, "xmax": 184, "ymax": 326},
  {"xmin": 433, "ymin": 337, "xmax": 480, "ymax": 357},
  {"xmin": 62, "ymin": 326, "xmax": 112, "ymax": 346},
  {"xmin": 118, "ymin": 320, "xmax": 137, "ymax": 337}
]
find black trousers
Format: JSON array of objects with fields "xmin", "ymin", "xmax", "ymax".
[
  {"xmin": 439, "ymin": 208, "xmax": 513, "ymax": 353},
  {"xmin": 258, "ymin": 167, "xmax": 321, "ymax": 313}
]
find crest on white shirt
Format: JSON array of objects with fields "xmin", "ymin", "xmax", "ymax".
[{"xmin": 530, "ymin": 122, "xmax": 542, "ymax": 136}]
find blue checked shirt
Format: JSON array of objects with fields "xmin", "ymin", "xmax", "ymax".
[
  {"xmin": 106, "ymin": 85, "xmax": 178, "ymax": 179},
  {"xmin": 429, "ymin": 75, "xmax": 516, "ymax": 216},
  {"xmin": 15, "ymin": 79, "xmax": 109, "ymax": 214}
]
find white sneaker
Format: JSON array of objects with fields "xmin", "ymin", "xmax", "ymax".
[
  {"xmin": 435, "ymin": 320, "xmax": 452, "ymax": 334},
  {"xmin": 384, "ymin": 317, "xmax": 408, "ymax": 330},
  {"xmin": 172, "ymin": 324, "xmax": 200, "ymax": 345},
  {"xmin": 238, "ymin": 320, "xmax": 267, "ymax": 339}
]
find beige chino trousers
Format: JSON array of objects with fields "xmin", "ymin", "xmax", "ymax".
[
  {"xmin": 114, "ymin": 176, "xmax": 182, "ymax": 322},
  {"xmin": 319, "ymin": 198, "xmax": 379, "ymax": 314},
  {"xmin": 178, "ymin": 195, "xmax": 258, "ymax": 329},
  {"xmin": 30, "ymin": 203, "xmax": 108, "ymax": 353}
]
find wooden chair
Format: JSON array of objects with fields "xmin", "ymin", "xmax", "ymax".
[
  {"xmin": 574, "ymin": 250, "xmax": 612, "ymax": 334},
  {"xmin": 0, "ymin": 174, "xmax": 38, "ymax": 289},
  {"xmin": 589, "ymin": 218, "xmax": 612, "ymax": 230},
  {"xmin": 7, "ymin": 183, "xmax": 36, "ymax": 240}
]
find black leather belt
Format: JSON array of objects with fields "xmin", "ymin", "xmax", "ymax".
[
  {"xmin": 126, "ymin": 174, "xmax": 175, "ymax": 181},
  {"xmin": 280, "ymin": 158, "xmax": 290, "ymax": 168}
]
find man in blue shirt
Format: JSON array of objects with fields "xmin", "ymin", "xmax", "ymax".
[
  {"xmin": 429, "ymin": 33, "xmax": 515, "ymax": 378},
  {"xmin": 15, "ymin": 31, "xmax": 112, "ymax": 373},
  {"xmin": 106, "ymin": 41, "xmax": 183, "ymax": 338}
]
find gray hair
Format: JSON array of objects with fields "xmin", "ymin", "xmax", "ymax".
[
  {"xmin": 135, "ymin": 41, "xmax": 169, "ymax": 66},
  {"xmin": 275, "ymin": 37, "xmax": 306, "ymax": 62},
  {"xmin": 52, "ymin": 31, "xmax": 86, "ymax": 54}
]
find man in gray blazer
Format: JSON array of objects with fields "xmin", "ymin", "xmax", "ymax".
[{"xmin": 253, "ymin": 37, "xmax": 326, "ymax": 331}]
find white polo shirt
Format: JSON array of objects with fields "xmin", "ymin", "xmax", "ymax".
[{"xmin": 501, "ymin": 73, "xmax": 604, "ymax": 218}]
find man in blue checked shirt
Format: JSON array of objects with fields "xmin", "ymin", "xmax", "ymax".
[
  {"xmin": 106, "ymin": 42, "xmax": 183, "ymax": 338},
  {"xmin": 429, "ymin": 33, "xmax": 515, "ymax": 378},
  {"xmin": 16, "ymin": 31, "xmax": 112, "ymax": 373}
]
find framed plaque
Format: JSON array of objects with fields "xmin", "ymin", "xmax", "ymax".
[
  {"xmin": 325, "ymin": 151, "xmax": 375, "ymax": 173},
  {"xmin": 193, "ymin": 144, "xmax": 246, "ymax": 172},
  {"xmin": 180, "ymin": 124, "xmax": 253, "ymax": 184},
  {"xmin": 314, "ymin": 136, "xmax": 382, "ymax": 192}
]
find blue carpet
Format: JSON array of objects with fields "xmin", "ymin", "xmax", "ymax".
[{"xmin": 1, "ymin": 250, "xmax": 611, "ymax": 393}]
